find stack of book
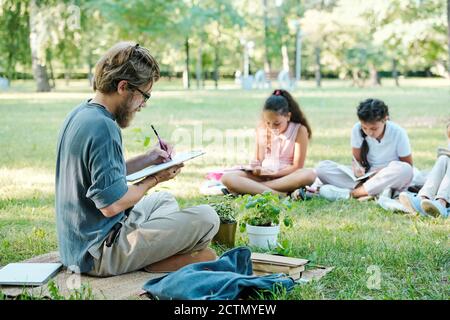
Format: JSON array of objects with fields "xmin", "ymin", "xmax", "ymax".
[{"xmin": 251, "ymin": 252, "xmax": 309, "ymax": 280}]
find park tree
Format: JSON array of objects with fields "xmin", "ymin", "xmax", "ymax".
[
  {"xmin": 208, "ymin": 0, "xmax": 244, "ymax": 88},
  {"xmin": 0, "ymin": 0, "xmax": 30, "ymax": 81},
  {"xmin": 29, "ymin": 0, "xmax": 53, "ymax": 92},
  {"xmin": 368, "ymin": 0, "xmax": 447, "ymax": 85},
  {"xmin": 1, "ymin": 0, "xmax": 449, "ymax": 88},
  {"xmin": 95, "ymin": 0, "xmax": 244, "ymax": 89},
  {"xmin": 301, "ymin": 9, "xmax": 335, "ymax": 86},
  {"xmin": 300, "ymin": 0, "xmax": 338, "ymax": 86},
  {"xmin": 28, "ymin": 0, "xmax": 84, "ymax": 91},
  {"xmin": 96, "ymin": 0, "xmax": 176, "ymax": 76}
]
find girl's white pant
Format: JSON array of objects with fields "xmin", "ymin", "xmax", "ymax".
[
  {"xmin": 418, "ymin": 155, "xmax": 450, "ymax": 203},
  {"xmin": 315, "ymin": 160, "xmax": 413, "ymax": 196}
]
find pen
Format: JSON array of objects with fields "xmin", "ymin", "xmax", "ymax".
[
  {"xmin": 352, "ymin": 155, "xmax": 364, "ymax": 170},
  {"xmin": 151, "ymin": 124, "xmax": 172, "ymax": 160}
]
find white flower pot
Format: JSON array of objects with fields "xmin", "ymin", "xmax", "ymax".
[{"xmin": 246, "ymin": 224, "xmax": 280, "ymax": 250}]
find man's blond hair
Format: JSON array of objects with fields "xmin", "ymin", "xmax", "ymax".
[{"xmin": 93, "ymin": 42, "xmax": 160, "ymax": 94}]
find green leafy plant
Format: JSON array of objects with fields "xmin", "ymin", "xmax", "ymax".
[
  {"xmin": 210, "ymin": 196, "xmax": 237, "ymax": 224},
  {"xmin": 47, "ymin": 280, "xmax": 95, "ymax": 300},
  {"xmin": 268, "ymin": 238, "xmax": 293, "ymax": 256},
  {"xmin": 239, "ymin": 191, "xmax": 293, "ymax": 231}
]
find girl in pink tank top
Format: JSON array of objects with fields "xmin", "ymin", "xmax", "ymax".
[{"xmin": 221, "ymin": 89, "xmax": 316, "ymax": 197}]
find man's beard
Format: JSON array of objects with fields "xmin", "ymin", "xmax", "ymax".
[{"xmin": 115, "ymin": 96, "xmax": 136, "ymax": 128}]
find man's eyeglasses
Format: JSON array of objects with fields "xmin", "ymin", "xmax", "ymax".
[{"xmin": 134, "ymin": 87, "xmax": 151, "ymax": 103}]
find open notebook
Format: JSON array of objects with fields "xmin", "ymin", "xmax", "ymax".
[
  {"xmin": 0, "ymin": 263, "xmax": 62, "ymax": 286},
  {"xmin": 337, "ymin": 165, "xmax": 376, "ymax": 182},
  {"xmin": 126, "ymin": 150, "xmax": 205, "ymax": 182}
]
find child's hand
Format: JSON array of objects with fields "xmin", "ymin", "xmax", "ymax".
[
  {"xmin": 352, "ymin": 160, "xmax": 366, "ymax": 177},
  {"xmin": 259, "ymin": 168, "xmax": 277, "ymax": 177},
  {"xmin": 252, "ymin": 166, "xmax": 262, "ymax": 176}
]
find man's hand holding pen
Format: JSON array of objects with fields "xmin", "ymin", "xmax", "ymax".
[{"xmin": 146, "ymin": 139, "xmax": 174, "ymax": 165}]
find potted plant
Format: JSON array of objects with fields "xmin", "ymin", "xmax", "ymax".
[
  {"xmin": 239, "ymin": 191, "xmax": 293, "ymax": 250},
  {"xmin": 211, "ymin": 197, "xmax": 237, "ymax": 248}
]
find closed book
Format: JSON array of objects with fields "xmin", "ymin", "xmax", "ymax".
[
  {"xmin": 252, "ymin": 262, "xmax": 305, "ymax": 274},
  {"xmin": 253, "ymin": 270, "xmax": 302, "ymax": 280},
  {"xmin": 251, "ymin": 252, "xmax": 309, "ymax": 267}
]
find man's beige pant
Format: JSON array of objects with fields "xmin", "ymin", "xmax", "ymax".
[
  {"xmin": 418, "ymin": 155, "xmax": 450, "ymax": 203},
  {"xmin": 88, "ymin": 192, "xmax": 219, "ymax": 277},
  {"xmin": 315, "ymin": 160, "xmax": 413, "ymax": 196}
]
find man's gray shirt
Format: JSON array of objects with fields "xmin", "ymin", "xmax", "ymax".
[{"xmin": 55, "ymin": 100, "xmax": 128, "ymax": 273}]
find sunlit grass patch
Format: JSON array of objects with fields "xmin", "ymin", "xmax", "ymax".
[{"xmin": 0, "ymin": 79, "xmax": 449, "ymax": 299}]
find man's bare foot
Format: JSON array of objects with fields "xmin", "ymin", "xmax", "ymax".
[{"xmin": 143, "ymin": 247, "xmax": 217, "ymax": 273}]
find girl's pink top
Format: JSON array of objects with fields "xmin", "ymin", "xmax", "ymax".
[{"xmin": 260, "ymin": 122, "xmax": 301, "ymax": 171}]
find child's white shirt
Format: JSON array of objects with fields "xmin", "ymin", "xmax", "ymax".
[{"xmin": 351, "ymin": 120, "xmax": 411, "ymax": 170}]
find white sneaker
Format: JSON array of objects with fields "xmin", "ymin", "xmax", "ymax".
[
  {"xmin": 377, "ymin": 196, "xmax": 408, "ymax": 213},
  {"xmin": 380, "ymin": 188, "xmax": 393, "ymax": 199},
  {"xmin": 319, "ymin": 185, "xmax": 351, "ymax": 201}
]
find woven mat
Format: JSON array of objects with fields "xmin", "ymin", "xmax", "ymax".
[
  {"xmin": 1, "ymin": 252, "xmax": 333, "ymax": 300},
  {"xmin": 0, "ymin": 252, "xmax": 166, "ymax": 300}
]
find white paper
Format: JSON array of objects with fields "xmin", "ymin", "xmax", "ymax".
[
  {"xmin": 126, "ymin": 150, "xmax": 205, "ymax": 182},
  {"xmin": 337, "ymin": 164, "xmax": 376, "ymax": 182}
]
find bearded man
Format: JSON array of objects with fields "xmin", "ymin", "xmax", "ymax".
[{"xmin": 55, "ymin": 42, "xmax": 219, "ymax": 276}]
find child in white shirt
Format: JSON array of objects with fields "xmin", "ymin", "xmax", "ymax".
[{"xmin": 315, "ymin": 98, "xmax": 413, "ymax": 201}]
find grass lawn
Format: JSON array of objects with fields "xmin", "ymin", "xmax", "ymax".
[{"xmin": 0, "ymin": 78, "xmax": 449, "ymax": 299}]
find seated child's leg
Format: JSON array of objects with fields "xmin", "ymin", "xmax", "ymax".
[
  {"xmin": 435, "ymin": 156, "xmax": 450, "ymax": 207},
  {"xmin": 263, "ymin": 168, "xmax": 316, "ymax": 193},
  {"xmin": 315, "ymin": 160, "xmax": 358, "ymax": 190},
  {"xmin": 221, "ymin": 171, "xmax": 282, "ymax": 196},
  {"xmin": 419, "ymin": 155, "xmax": 449, "ymax": 201},
  {"xmin": 363, "ymin": 161, "xmax": 413, "ymax": 196}
]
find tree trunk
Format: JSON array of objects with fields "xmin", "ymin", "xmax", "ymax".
[
  {"xmin": 6, "ymin": 51, "xmax": 14, "ymax": 81},
  {"xmin": 263, "ymin": 0, "xmax": 271, "ymax": 74},
  {"xmin": 447, "ymin": 0, "xmax": 450, "ymax": 78},
  {"xmin": 183, "ymin": 37, "xmax": 190, "ymax": 89},
  {"xmin": 214, "ymin": 45, "xmax": 219, "ymax": 89},
  {"xmin": 295, "ymin": 26, "xmax": 302, "ymax": 83},
  {"xmin": 29, "ymin": 0, "xmax": 51, "ymax": 92},
  {"xmin": 87, "ymin": 50, "xmax": 94, "ymax": 87},
  {"xmin": 314, "ymin": 46, "xmax": 321, "ymax": 87},
  {"xmin": 295, "ymin": 0, "xmax": 302, "ymax": 82},
  {"xmin": 392, "ymin": 58, "xmax": 399, "ymax": 87},
  {"xmin": 214, "ymin": 6, "xmax": 222, "ymax": 90},
  {"xmin": 369, "ymin": 63, "xmax": 381, "ymax": 87},
  {"xmin": 196, "ymin": 43, "xmax": 203, "ymax": 89},
  {"xmin": 65, "ymin": 71, "xmax": 70, "ymax": 86},
  {"xmin": 281, "ymin": 45, "xmax": 289, "ymax": 73},
  {"xmin": 46, "ymin": 49, "xmax": 56, "ymax": 89}
]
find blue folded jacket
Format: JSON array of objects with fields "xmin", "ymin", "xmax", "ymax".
[{"xmin": 142, "ymin": 246, "xmax": 296, "ymax": 300}]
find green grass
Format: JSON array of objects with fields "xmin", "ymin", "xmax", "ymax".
[{"xmin": 0, "ymin": 78, "xmax": 449, "ymax": 299}]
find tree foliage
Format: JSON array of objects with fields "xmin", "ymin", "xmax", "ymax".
[{"xmin": 0, "ymin": 0, "xmax": 448, "ymax": 90}]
